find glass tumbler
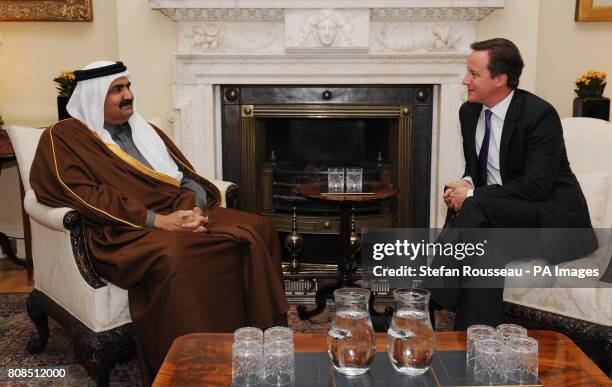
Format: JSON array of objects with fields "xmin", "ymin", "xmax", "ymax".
[
  {"xmin": 466, "ymin": 325, "xmax": 497, "ymax": 367},
  {"xmin": 386, "ymin": 288, "xmax": 435, "ymax": 375},
  {"xmin": 327, "ymin": 167, "xmax": 345, "ymax": 193},
  {"xmin": 497, "ymin": 323, "xmax": 528, "ymax": 343},
  {"xmin": 264, "ymin": 326, "xmax": 294, "ymax": 347},
  {"xmin": 234, "ymin": 327, "xmax": 263, "ymax": 343},
  {"xmin": 264, "ymin": 339, "xmax": 294, "ymax": 385},
  {"xmin": 474, "ymin": 338, "xmax": 508, "ymax": 384},
  {"xmin": 264, "ymin": 326, "xmax": 295, "ymax": 385},
  {"xmin": 327, "ymin": 288, "xmax": 376, "ymax": 376},
  {"xmin": 345, "ymin": 167, "xmax": 363, "ymax": 193},
  {"xmin": 507, "ymin": 336, "xmax": 538, "ymax": 384},
  {"xmin": 232, "ymin": 339, "xmax": 263, "ymax": 386}
]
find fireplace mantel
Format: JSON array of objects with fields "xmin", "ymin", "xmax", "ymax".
[
  {"xmin": 150, "ymin": 0, "xmax": 504, "ymax": 14},
  {"xmin": 150, "ymin": 0, "xmax": 504, "ymax": 226}
]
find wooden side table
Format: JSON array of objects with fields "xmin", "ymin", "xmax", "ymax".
[
  {"xmin": 294, "ymin": 181, "xmax": 397, "ymax": 319},
  {"xmin": 0, "ymin": 145, "xmax": 33, "ymax": 283}
]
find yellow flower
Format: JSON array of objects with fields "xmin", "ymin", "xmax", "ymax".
[{"xmin": 57, "ymin": 71, "xmax": 75, "ymax": 80}]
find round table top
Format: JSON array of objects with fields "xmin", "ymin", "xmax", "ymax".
[{"xmin": 294, "ymin": 181, "xmax": 397, "ymax": 203}]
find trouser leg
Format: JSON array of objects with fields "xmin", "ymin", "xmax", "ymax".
[
  {"xmin": 428, "ymin": 195, "xmax": 540, "ymax": 329},
  {"xmin": 453, "ymin": 288, "xmax": 504, "ymax": 330}
]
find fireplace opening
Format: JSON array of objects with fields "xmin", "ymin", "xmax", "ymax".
[
  {"xmin": 267, "ymin": 118, "xmax": 384, "ymax": 164},
  {"xmin": 265, "ymin": 117, "xmax": 391, "ymax": 215},
  {"xmin": 221, "ymin": 85, "xmax": 433, "ymax": 276}
]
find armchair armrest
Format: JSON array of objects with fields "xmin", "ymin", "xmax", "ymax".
[
  {"xmin": 24, "ymin": 189, "xmax": 73, "ymax": 231},
  {"xmin": 209, "ymin": 179, "xmax": 239, "ymax": 209},
  {"xmin": 24, "ymin": 189, "xmax": 105, "ymax": 289}
]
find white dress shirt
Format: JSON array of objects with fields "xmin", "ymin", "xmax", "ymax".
[{"xmin": 465, "ymin": 90, "xmax": 514, "ymax": 195}]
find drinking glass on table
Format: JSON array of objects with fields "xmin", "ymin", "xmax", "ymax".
[
  {"xmin": 234, "ymin": 327, "xmax": 263, "ymax": 343},
  {"xmin": 263, "ymin": 327, "xmax": 295, "ymax": 386},
  {"xmin": 474, "ymin": 337, "xmax": 508, "ymax": 384},
  {"xmin": 327, "ymin": 167, "xmax": 345, "ymax": 193},
  {"xmin": 507, "ymin": 336, "xmax": 539, "ymax": 384},
  {"xmin": 232, "ymin": 327, "xmax": 263, "ymax": 386},
  {"xmin": 466, "ymin": 324, "xmax": 497, "ymax": 367},
  {"xmin": 345, "ymin": 167, "xmax": 363, "ymax": 193},
  {"xmin": 264, "ymin": 326, "xmax": 294, "ymax": 349},
  {"xmin": 497, "ymin": 323, "xmax": 528, "ymax": 343}
]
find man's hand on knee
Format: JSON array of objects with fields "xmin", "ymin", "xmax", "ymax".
[
  {"xmin": 154, "ymin": 209, "xmax": 208, "ymax": 232},
  {"xmin": 185, "ymin": 207, "xmax": 209, "ymax": 232},
  {"xmin": 443, "ymin": 180, "xmax": 473, "ymax": 212}
]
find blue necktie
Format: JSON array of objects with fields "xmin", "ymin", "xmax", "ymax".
[{"xmin": 478, "ymin": 109, "xmax": 493, "ymax": 187}]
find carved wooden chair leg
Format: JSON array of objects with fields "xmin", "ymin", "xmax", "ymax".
[
  {"xmin": 26, "ymin": 289, "xmax": 49, "ymax": 354},
  {"xmin": 76, "ymin": 343, "xmax": 113, "ymax": 387},
  {"xmin": 72, "ymin": 328, "xmax": 135, "ymax": 387}
]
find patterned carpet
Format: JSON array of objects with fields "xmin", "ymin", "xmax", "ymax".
[
  {"xmin": 0, "ymin": 293, "xmax": 140, "ymax": 386},
  {"xmin": 0, "ymin": 293, "xmax": 339, "ymax": 386},
  {"xmin": 0, "ymin": 293, "xmax": 453, "ymax": 386}
]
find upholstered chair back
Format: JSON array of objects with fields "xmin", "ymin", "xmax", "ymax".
[{"xmin": 561, "ymin": 117, "xmax": 612, "ymax": 229}]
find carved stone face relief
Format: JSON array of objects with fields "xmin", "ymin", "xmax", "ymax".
[
  {"xmin": 316, "ymin": 17, "xmax": 339, "ymax": 46},
  {"xmin": 300, "ymin": 9, "xmax": 353, "ymax": 47}
]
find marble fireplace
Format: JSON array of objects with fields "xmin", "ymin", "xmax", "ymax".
[{"xmin": 150, "ymin": 0, "xmax": 504, "ymax": 297}]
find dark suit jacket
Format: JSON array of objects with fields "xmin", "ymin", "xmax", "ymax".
[{"xmin": 459, "ymin": 89, "xmax": 596, "ymax": 262}]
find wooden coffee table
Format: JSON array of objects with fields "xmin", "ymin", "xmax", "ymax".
[{"xmin": 152, "ymin": 331, "xmax": 609, "ymax": 386}]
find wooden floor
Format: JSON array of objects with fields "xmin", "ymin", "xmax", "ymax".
[{"xmin": 0, "ymin": 259, "xmax": 33, "ymax": 293}]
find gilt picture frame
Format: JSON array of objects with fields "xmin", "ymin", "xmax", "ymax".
[
  {"xmin": 575, "ymin": 0, "xmax": 612, "ymax": 21},
  {"xmin": 0, "ymin": 0, "xmax": 93, "ymax": 22}
]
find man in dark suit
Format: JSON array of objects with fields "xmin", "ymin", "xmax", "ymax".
[{"xmin": 429, "ymin": 38, "xmax": 596, "ymax": 330}]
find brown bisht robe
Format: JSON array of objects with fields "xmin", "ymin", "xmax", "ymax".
[{"xmin": 29, "ymin": 118, "xmax": 288, "ymax": 383}]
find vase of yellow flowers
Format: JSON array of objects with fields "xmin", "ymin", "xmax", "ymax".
[
  {"xmin": 573, "ymin": 70, "xmax": 609, "ymax": 121},
  {"xmin": 53, "ymin": 71, "xmax": 76, "ymax": 120}
]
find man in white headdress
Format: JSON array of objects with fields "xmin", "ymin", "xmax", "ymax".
[{"xmin": 30, "ymin": 61, "xmax": 289, "ymax": 385}]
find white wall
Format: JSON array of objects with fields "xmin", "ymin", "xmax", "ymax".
[
  {"xmin": 477, "ymin": 0, "xmax": 541, "ymax": 92},
  {"xmin": 0, "ymin": 0, "xmax": 119, "ymax": 238},
  {"xmin": 536, "ymin": 0, "xmax": 612, "ymax": 118},
  {"xmin": 0, "ymin": 0, "xmax": 119, "ymax": 124},
  {"xmin": 115, "ymin": 0, "xmax": 176, "ymax": 130}
]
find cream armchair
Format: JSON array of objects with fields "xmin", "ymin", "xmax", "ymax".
[
  {"xmin": 504, "ymin": 117, "xmax": 612, "ymax": 376},
  {"xmin": 7, "ymin": 124, "xmax": 238, "ymax": 387}
]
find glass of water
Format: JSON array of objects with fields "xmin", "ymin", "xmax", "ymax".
[
  {"xmin": 386, "ymin": 288, "xmax": 435, "ymax": 375},
  {"xmin": 345, "ymin": 167, "xmax": 363, "ymax": 193},
  {"xmin": 327, "ymin": 167, "xmax": 345, "ymax": 193},
  {"xmin": 327, "ymin": 288, "xmax": 376, "ymax": 376}
]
